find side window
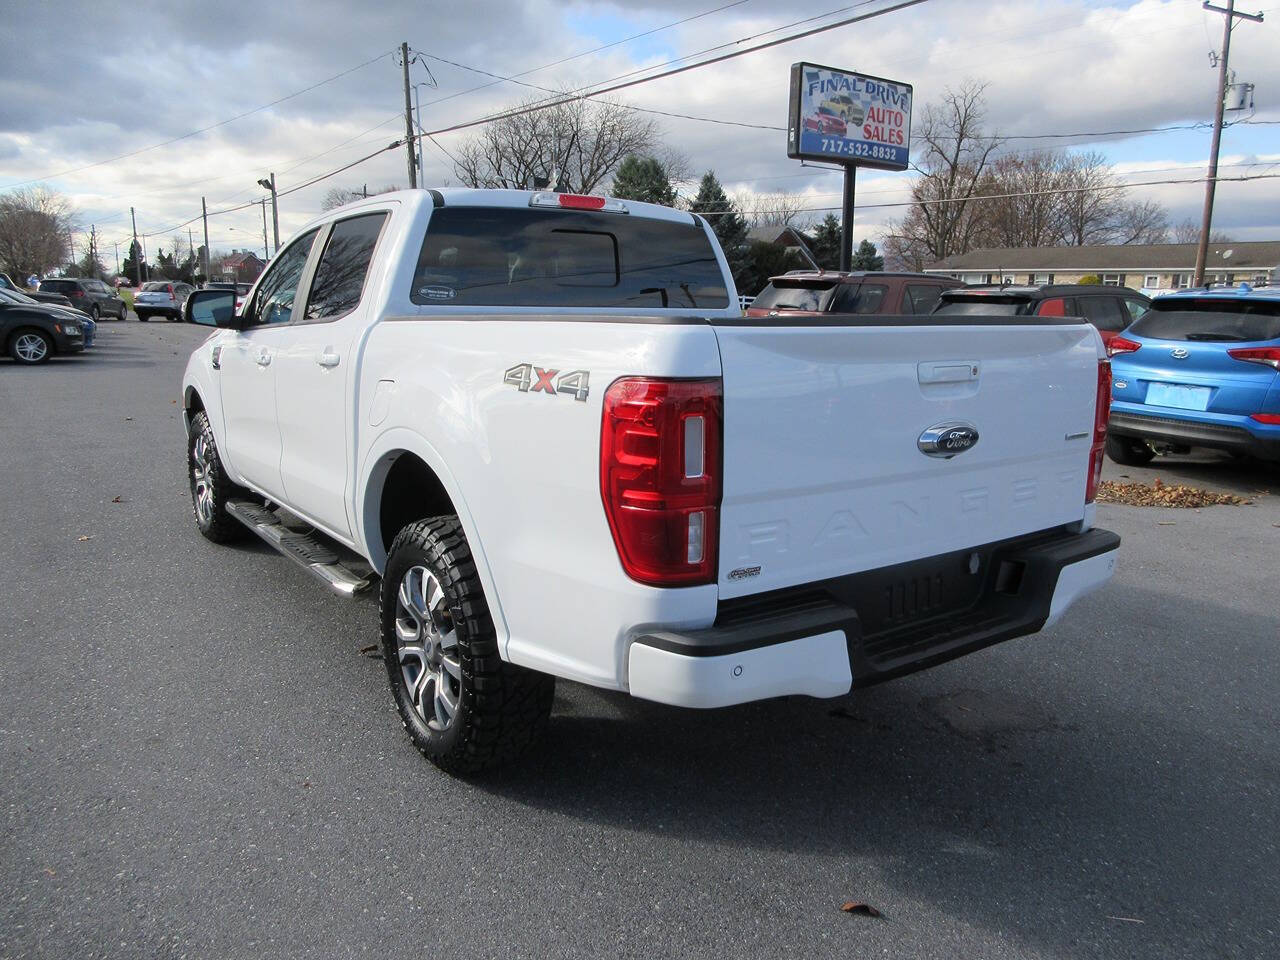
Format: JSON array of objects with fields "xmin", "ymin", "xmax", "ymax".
[
  {"xmin": 904, "ymin": 284, "xmax": 946, "ymax": 314},
  {"xmin": 247, "ymin": 229, "xmax": 318, "ymax": 326},
  {"xmin": 831, "ymin": 283, "xmax": 888, "ymax": 314},
  {"xmin": 1123, "ymin": 298, "xmax": 1150, "ymax": 325},
  {"xmin": 304, "ymin": 213, "xmax": 388, "ymax": 321},
  {"xmin": 1077, "ymin": 296, "xmax": 1127, "ymax": 332}
]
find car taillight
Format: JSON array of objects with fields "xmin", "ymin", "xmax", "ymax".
[
  {"xmin": 68, "ymin": 288, "xmax": 84, "ymax": 297},
  {"xmin": 166, "ymin": 284, "xmax": 175, "ymax": 301},
  {"xmin": 600, "ymin": 377, "xmax": 721, "ymax": 586},
  {"xmin": 1227, "ymin": 347, "xmax": 1280, "ymax": 370},
  {"xmin": 1251, "ymin": 413, "xmax": 1280, "ymax": 424},
  {"xmin": 1086, "ymin": 359, "xmax": 1111, "ymax": 504},
  {"xmin": 1107, "ymin": 336, "xmax": 1141, "ymax": 357}
]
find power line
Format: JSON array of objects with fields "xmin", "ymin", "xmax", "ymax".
[
  {"xmin": 0, "ymin": 49, "xmax": 396, "ymax": 190},
  {"xmin": 415, "ymin": 0, "xmax": 931, "ymax": 143},
  {"xmin": 420, "ymin": 0, "xmax": 753, "ymax": 110}
]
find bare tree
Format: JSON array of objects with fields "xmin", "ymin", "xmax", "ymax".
[
  {"xmin": 1057, "ymin": 151, "xmax": 1121, "ymax": 246},
  {"xmin": 453, "ymin": 92, "xmax": 658, "ymax": 194},
  {"xmin": 1110, "ymin": 199, "xmax": 1168, "ymax": 245},
  {"xmin": 321, "ymin": 185, "xmax": 398, "ymax": 211},
  {"xmin": 981, "ymin": 151, "xmax": 1073, "ymax": 248},
  {"xmin": 1171, "ymin": 218, "xmax": 1231, "ymax": 244},
  {"xmin": 733, "ymin": 191, "xmax": 815, "ymax": 230},
  {"xmin": 0, "ymin": 186, "xmax": 75, "ymax": 280},
  {"xmin": 882, "ymin": 81, "xmax": 1004, "ymax": 271}
]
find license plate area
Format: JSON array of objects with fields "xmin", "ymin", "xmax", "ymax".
[{"xmin": 1145, "ymin": 382, "xmax": 1210, "ymax": 411}]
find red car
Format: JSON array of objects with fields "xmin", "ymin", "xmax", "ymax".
[{"xmin": 803, "ymin": 109, "xmax": 847, "ymax": 137}]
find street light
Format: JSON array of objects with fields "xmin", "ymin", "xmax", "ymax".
[
  {"xmin": 258, "ymin": 173, "xmax": 279, "ymax": 254},
  {"xmin": 412, "ymin": 83, "xmax": 432, "ymax": 185}
]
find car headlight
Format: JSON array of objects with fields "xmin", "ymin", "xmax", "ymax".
[{"xmin": 57, "ymin": 322, "xmax": 81, "ymax": 335}]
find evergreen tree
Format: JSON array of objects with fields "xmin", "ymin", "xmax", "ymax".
[
  {"xmin": 121, "ymin": 239, "xmax": 149, "ymax": 282},
  {"xmin": 155, "ymin": 247, "xmax": 177, "ymax": 280},
  {"xmin": 851, "ymin": 238, "xmax": 884, "ymax": 271},
  {"xmin": 689, "ymin": 171, "xmax": 749, "ymax": 288},
  {"xmin": 611, "ymin": 155, "xmax": 677, "ymax": 207},
  {"xmin": 809, "ymin": 214, "xmax": 842, "ymax": 270},
  {"xmin": 737, "ymin": 241, "xmax": 809, "ymax": 299}
]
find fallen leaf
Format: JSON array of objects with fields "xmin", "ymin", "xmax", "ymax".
[
  {"xmin": 302, "ymin": 781, "xmax": 311, "ymax": 789},
  {"xmin": 840, "ymin": 902, "xmax": 882, "ymax": 917},
  {"xmin": 1156, "ymin": 520, "xmax": 1176, "ymax": 526},
  {"xmin": 76, "ymin": 535, "xmax": 93, "ymax": 542},
  {"xmin": 1096, "ymin": 480, "xmax": 1250, "ymax": 508},
  {"xmin": 1106, "ymin": 916, "xmax": 1145, "ymax": 924},
  {"xmin": 43, "ymin": 868, "xmax": 55, "ymax": 877},
  {"xmin": 358, "ymin": 643, "xmax": 379, "ymax": 655},
  {"xmin": 111, "ymin": 496, "xmax": 123, "ymax": 503},
  {"xmin": 123, "ymin": 417, "xmax": 133, "ymax": 421}
]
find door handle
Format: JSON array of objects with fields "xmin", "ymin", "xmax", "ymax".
[
  {"xmin": 317, "ymin": 352, "xmax": 340, "ymax": 368},
  {"xmin": 256, "ymin": 351, "xmax": 272, "ymax": 367}
]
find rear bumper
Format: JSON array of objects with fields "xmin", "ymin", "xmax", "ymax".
[
  {"xmin": 1109, "ymin": 409, "xmax": 1280, "ymax": 461},
  {"xmin": 627, "ymin": 526, "xmax": 1119, "ymax": 708}
]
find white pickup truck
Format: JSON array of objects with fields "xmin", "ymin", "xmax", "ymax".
[{"xmin": 181, "ymin": 188, "xmax": 1119, "ymax": 774}]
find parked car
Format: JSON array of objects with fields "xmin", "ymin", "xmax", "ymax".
[
  {"xmin": 0, "ymin": 287, "xmax": 93, "ymax": 344},
  {"xmin": 1106, "ymin": 286, "xmax": 1280, "ymax": 464},
  {"xmin": 1, "ymin": 292, "xmax": 86, "ymax": 363},
  {"xmin": 746, "ymin": 271, "xmax": 965, "ymax": 318},
  {"xmin": 932, "ymin": 284, "xmax": 1151, "ymax": 349},
  {"xmin": 134, "ymin": 280, "xmax": 194, "ymax": 321},
  {"xmin": 1, "ymin": 283, "xmax": 80, "ymax": 311},
  {"xmin": 37, "ymin": 277, "xmax": 128, "ymax": 320},
  {"xmin": 180, "ymin": 188, "xmax": 1117, "ymax": 774}
]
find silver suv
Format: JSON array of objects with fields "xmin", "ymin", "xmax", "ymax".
[{"xmin": 134, "ymin": 281, "xmax": 195, "ymax": 322}]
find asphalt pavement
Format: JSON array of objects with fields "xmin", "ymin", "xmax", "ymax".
[{"xmin": 2, "ymin": 320, "xmax": 1278, "ymax": 959}]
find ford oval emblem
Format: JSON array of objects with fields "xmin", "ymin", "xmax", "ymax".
[{"xmin": 918, "ymin": 421, "xmax": 980, "ymax": 459}]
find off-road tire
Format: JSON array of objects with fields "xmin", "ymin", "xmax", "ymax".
[
  {"xmin": 381, "ymin": 517, "xmax": 554, "ymax": 775},
  {"xmin": 187, "ymin": 410, "xmax": 248, "ymax": 543},
  {"xmin": 1106, "ymin": 434, "xmax": 1155, "ymax": 466},
  {"xmin": 9, "ymin": 328, "xmax": 53, "ymax": 364}
]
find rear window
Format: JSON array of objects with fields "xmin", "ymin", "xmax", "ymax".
[
  {"xmin": 411, "ymin": 207, "xmax": 728, "ymax": 309},
  {"xmin": 1129, "ymin": 299, "xmax": 1280, "ymax": 343},
  {"xmin": 141, "ymin": 282, "xmax": 171, "ymax": 291},
  {"xmin": 932, "ymin": 295, "xmax": 1033, "ymax": 316},
  {"xmin": 832, "ymin": 283, "xmax": 887, "ymax": 314},
  {"xmin": 751, "ymin": 280, "xmax": 837, "ymax": 312},
  {"xmin": 39, "ymin": 279, "xmax": 77, "ymax": 293},
  {"xmin": 904, "ymin": 283, "xmax": 947, "ymax": 314}
]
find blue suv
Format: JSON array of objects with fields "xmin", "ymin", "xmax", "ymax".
[{"xmin": 1107, "ymin": 286, "xmax": 1280, "ymax": 464}]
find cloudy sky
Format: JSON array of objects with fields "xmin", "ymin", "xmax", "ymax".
[{"xmin": 2, "ymin": 0, "xmax": 1277, "ymax": 268}]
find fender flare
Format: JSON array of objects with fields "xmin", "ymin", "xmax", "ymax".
[{"xmin": 356, "ymin": 426, "xmax": 510, "ymax": 651}]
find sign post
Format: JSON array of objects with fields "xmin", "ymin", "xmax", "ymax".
[{"xmin": 787, "ymin": 63, "xmax": 912, "ymax": 271}]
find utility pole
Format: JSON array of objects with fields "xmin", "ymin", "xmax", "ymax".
[
  {"xmin": 839, "ymin": 168, "xmax": 856, "ymax": 272},
  {"xmin": 260, "ymin": 199, "xmax": 270, "ymax": 261},
  {"xmin": 413, "ymin": 83, "xmax": 426, "ymax": 185},
  {"xmin": 89, "ymin": 224, "xmax": 98, "ymax": 278},
  {"xmin": 113, "ymin": 241, "xmax": 119, "ymax": 277},
  {"xmin": 1195, "ymin": 0, "xmax": 1263, "ymax": 286},
  {"xmin": 401, "ymin": 41, "xmax": 418, "ymax": 189},
  {"xmin": 257, "ymin": 173, "xmax": 279, "ymax": 253},
  {"xmin": 188, "ymin": 226, "xmax": 196, "ymax": 282},
  {"xmin": 130, "ymin": 207, "xmax": 141, "ymax": 286},
  {"xmin": 201, "ymin": 197, "xmax": 210, "ymax": 283}
]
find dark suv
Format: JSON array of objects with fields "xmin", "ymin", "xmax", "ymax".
[
  {"xmin": 932, "ymin": 284, "xmax": 1151, "ymax": 348},
  {"xmin": 746, "ymin": 271, "xmax": 965, "ymax": 318},
  {"xmin": 37, "ymin": 278, "xmax": 128, "ymax": 321}
]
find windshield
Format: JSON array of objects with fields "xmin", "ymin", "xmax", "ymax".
[
  {"xmin": 39, "ymin": 280, "xmax": 77, "ymax": 293},
  {"xmin": 1129, "ymin": 300, "xmax": 1280, "ymax": 342},
  {"xmin": 0, "ymin": 288, "xmax": 37, "ymax": 304},
  {"xmin": 932, "ymin": 296, "xmax": 1032, "ymax": 316},
  {"xmin": 141, "ymin": 282, "xmax": 172, "ymax": 291},
  {"xmin": 751, "ymin": 280, "xmax": 837, "ymax": 312}
]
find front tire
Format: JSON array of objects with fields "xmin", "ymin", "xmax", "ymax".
[
  {"xmin": 380, "ymin": 517, "xmax": 554, "ymax": 775},
  {"xmin": 137, "ymin": 312, "xmax": 148, "ymax": 322},
  {"xmin": 1106, "ymin": 434, "xmax": 1156, "ymax": 466},
  {"xmin": 90, "ymin": 304, "xmax": 100, "ymax": 321},
  {"xmin": 187, "ymin": 410, "xmax": 247, "ymax": 543},
  {"xmin": 9, "ymin": 328, "xmax": 53, "ymax": 364}
]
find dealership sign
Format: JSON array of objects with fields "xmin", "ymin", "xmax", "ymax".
[{"xmin": 787, "ymin": 63, "xmax": 912, "ymax": 171}]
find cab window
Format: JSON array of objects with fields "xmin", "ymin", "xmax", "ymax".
[
  {"xmin": 304, "ymin": 213, "xmax": 388, "ymax": 321},
  {"xmin": 246, "ymin": 230, "xmax": 319, "ymax": 326}
]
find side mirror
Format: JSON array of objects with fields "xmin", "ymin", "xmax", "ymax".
[{"xmin": 185, "ymin": 288, "xmax": 237, "ymax": 328}]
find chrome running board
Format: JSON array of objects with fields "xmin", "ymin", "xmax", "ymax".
[{"xmin": 226, "ymin": 499, "xmax": 375, "ymax": 597}]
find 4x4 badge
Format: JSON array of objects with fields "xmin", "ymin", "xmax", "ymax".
[{"xmin": 504, "ymin": 363, "xmax": 590, "ymax": 401}]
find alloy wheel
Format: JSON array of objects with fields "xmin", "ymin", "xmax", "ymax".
[
  {"xmin": 14, "ymin": 333, "xmax": 49, "ymax": 362},
  {"xmin": 394, "ymin": 565, "xmax": 462, "ymax": 732},
  {"xmin": 191, "ymin": 435, "xmax": 215, "ymax": 524}
]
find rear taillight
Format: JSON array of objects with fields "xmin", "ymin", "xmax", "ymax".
[
  {"xmin": 69, "ymin": 288, "xmax": 84, "ymax": 297},
  {"xmin": 600, "ymin": 377, "xmax": 721, "ymax": 586},
  {"xmin": 1251, "ymin": 413, "xmax": 1280, "ymax": 424},
  {"xmin": 1087, "ymin": 359, "xmax": 1111, "ymax": 504},
  {"xmin": 166, "ymin": 284, "xmax": 175, "ymax": 301},
  {"xmin": 1227, "ymin": 347, "xmax": 1280, "ymax": 370},
  {"xmin": 1107, "ymin": 336, "xmax": 1141, "ymax": 357}
]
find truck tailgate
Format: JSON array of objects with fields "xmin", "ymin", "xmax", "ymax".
[{"xmin": 713, "ymin": 319, "xmax": 1102, "ymax": 598}]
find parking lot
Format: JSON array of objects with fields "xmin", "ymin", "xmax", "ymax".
[{"xmin": 2, "ymin": 321, "xmax": 1277, "ymax": 959}]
